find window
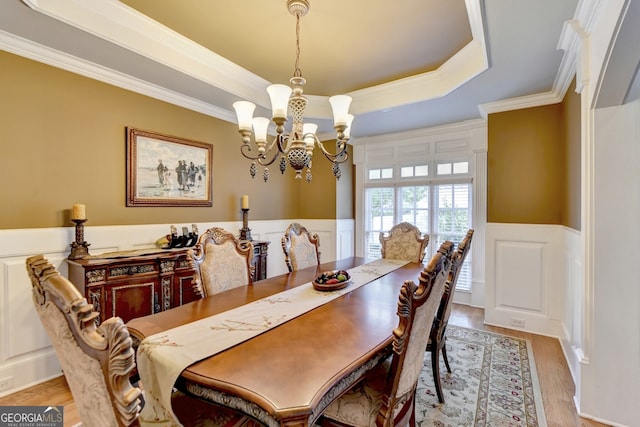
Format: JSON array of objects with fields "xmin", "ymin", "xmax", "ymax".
[
  {"xmin": 436, "ymin": 161, "xmax": 469, "ymax": 176},
  {"xmin": 400, "ymin": 164, "xmax": 428, "ymax": 178},
  {"xmin": 368, "ymin": 167, "xmax": 393, "ymax": 180},
  {"xmin": 364, "ymin": 187, "xmax": 394, "ymax": 257},
  {"xmin": 363, "ymin": 161, "xmax": 473, "ymax": 291}
]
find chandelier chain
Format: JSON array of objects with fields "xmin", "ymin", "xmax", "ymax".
[{"xmin": 294, "ymin": 12, "xmax": 302, "ymax": 78}]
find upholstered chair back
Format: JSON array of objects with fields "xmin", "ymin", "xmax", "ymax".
[
  {"xmin": 26, "ymin": 255, "xmax": 143, "ymax": 427},
  {"xmin": 379, "ymin": 222, "xmax": 429, "ymax": 263},
  {"xmin": 392, "ymin": 241, "xmax": 452, "ymax": 404},
  {"xmin": 190, "ymin": 227, "xmax": 253, "ymax": 298},
  {"xmin": 281, "ymin": 223, "xmax": 320, "ymax": 272}
]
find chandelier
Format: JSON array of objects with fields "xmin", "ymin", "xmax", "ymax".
[{"xmin": 232, "ymin": 0, "xmax": 353, "ymax": 183}]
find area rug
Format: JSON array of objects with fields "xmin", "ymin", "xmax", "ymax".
[{"xmin": 415, "ymin": 325, "xmax": 547, "ymax": 427}]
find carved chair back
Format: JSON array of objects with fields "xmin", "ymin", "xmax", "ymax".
[
  {"xmin": 26, "ymin": 255, "xmax": 143, "ymax": 427},
  {"xmin": 281, "ymin": 223, "xmax": 321, "ymax": 272},
  {"xmin": 379, "ymin": 222, "xmax": 429, "ymax": 263},
  {"xmin": 189, "ymin": 227, "xmax": 254, "ymax": 298}
]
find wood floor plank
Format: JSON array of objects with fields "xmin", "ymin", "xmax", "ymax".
[{"xmin": 0, "ymin": 304, "xmax": 609, "ymax": 427}]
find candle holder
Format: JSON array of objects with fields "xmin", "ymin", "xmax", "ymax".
[
  {"xmin": 69, "ymin": 219, "xmax": 91, "ymax": 260},
  {"xmin": 239, "ymin": 208, "xmax": 252, "ymax": 241}
]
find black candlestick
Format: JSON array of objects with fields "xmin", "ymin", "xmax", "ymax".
[
  {"xmin": 69, "ymin": 219, "xmax": 91, "ymax": 260},
  {"xmin": 239, "ymin": 208, "xmax": 252, "ymax": 241}
]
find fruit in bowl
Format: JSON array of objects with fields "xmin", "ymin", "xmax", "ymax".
[
  {"xmin": 314, "ymin": 270, "xmax": 351, "ymax": 285},
  {"xmin": 313, "ymin": 270, "xmax": 351, "ymax": 291}
]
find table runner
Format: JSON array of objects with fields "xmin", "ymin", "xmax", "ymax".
[{"xmin": 137, "ymin": 258, "xmax": 409, "ymax": 426}]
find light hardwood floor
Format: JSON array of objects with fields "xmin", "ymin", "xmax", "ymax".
[{"xmin": 0, "ymin": 304, "xmax": 610, "ymax": 427}]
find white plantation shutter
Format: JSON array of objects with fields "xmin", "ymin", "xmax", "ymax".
[
  {"xmin": 433, "ymin": 183, "xmax": 472, "ymax": 291},
  {"xmin": 364, "ymin": 187, "xmax": 394, "ymax": 259}
]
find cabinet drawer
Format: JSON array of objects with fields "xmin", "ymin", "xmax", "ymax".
[{"xmin": 107, "ymin": 261, "xmax": 159, "ymax": 280}]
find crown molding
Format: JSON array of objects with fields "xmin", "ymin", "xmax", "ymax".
[
  {"xmin": 478, "ymin": 91, "xmax": 563, "ymax": 118},
  {"xmin": 351, "ymin": 40, "xmax": 488, "ymax": 114},
  {"xmin": 478, "ymin": 0, "xmax": 603, "ymax": 118},
  {"xmin": 0, "ymin": 30, "xmax": 235, "ymax": 123},
  {"xmin": 20, "ymin": 0, "xmax": 271, "ymax": 106}
]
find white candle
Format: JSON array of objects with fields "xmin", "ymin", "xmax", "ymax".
[
  {"xmin": 241, "ymin": 195, "xmax": 249, "ymax": 210},
  {"xmin": 71, "ymin": 204, "xmax": 86, "ymax": 220}
]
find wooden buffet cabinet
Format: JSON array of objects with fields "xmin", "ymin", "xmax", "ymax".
[{"xmin": 67, "ymin": 241, "xmax": 269, "ymax": 323}]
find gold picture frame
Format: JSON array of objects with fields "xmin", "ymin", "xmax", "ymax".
[{"xmin": 126, "ymin": 127, "xmax": 213, "ymax": 207}]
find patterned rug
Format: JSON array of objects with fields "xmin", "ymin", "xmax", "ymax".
[{"xmin": 415, "ymin": 325, "xmax": 547, "ymax": 427}]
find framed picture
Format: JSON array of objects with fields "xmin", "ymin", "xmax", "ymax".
[{"xmin": 126, "ymin": 127, "xmax": 213, "ymax": 207}]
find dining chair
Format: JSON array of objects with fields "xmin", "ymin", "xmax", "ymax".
[
  {"xmin": 25, "ymin": 255, "xmax": 259, "ymax": 427},
  {"xmin": 281, "ymin": 222, "xmax": 321, "ymax": 272},
  {"xmin": 427, "ymin": 229, "xmax": 474, "ymax": 403},
  {"xmin": 189, "ymin": 227, "xmax": 254, "ymax": 298},
  {"xmin": 379, "ymin": 222, "xmax": 429, "ymax": 263},
  {"xmin": 318, "ymin": 241, "xmax": 453, "ymax": 427}
]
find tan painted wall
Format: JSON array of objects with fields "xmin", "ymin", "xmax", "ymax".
[
  {"xmin": 562, "ymin": 79, "xmax": 581, "ymax": 230},
  {"xmin": 297, "ymin": 143, "xmax": 353, "ymax": 220},
  {"xmin": 488, "ymin": 104, "xmax": 565, "ymax": 224},
  {"xmin": 487, "ymin": 85, "xmax": 581, "ymax": 228},
  {"xmin": 1, "ymin": 51, "xmax": 349, "ymax": 229}
]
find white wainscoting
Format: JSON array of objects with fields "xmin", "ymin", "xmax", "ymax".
[
  {"xmin": 559, "ymin": 226, "xmax": 584, "ymax": 391},
  {"xmin": 0, "ymin": 219, "xmax": 353, "ymax": 397},
  {"xmin": 485, "ymin": 223, "xmax": 581, "ymax": 345}
]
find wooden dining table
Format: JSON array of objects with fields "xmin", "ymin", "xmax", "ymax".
[{"xmin": 126, "ymin": 257, "xmax": 426, "ymax": 427}]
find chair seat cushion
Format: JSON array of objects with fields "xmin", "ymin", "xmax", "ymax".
[{"xmin": 321, "ymin": 359, "xmax": 409, "ymax": 427}]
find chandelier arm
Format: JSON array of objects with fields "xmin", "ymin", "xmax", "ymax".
[
  {"xmin": 314, "ymin": 138, "xmax": 350, "ymax": 164},
  {"xmin": 276, "ymin": 133, "xmax": 292, "ymax": 153},
  {"xmin": 240, "ymin": 140, "xmax": 282, "ymax": 167}
]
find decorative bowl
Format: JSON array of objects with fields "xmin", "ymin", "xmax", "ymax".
[{"xmin": 313, "ymin": 270, "xmax": 351, "ymax": 291}]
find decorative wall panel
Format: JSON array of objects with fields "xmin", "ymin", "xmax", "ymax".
[{"xmin": 495, "ymin": 241, "xmax": 545, "ymax": 312}]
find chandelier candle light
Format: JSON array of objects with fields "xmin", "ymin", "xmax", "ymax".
[{"xmin": 233, "ymin": 0, "xmax": 354, "ymax": 183}]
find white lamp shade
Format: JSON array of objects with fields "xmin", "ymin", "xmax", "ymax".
[
  {"xmin": 252, "ymin": 117, "xmax": 271, "ymax": 142},
  {"xmin": 344, "ymin": 114, "xmax": 355, "ymax": 138},
  {"xmin": 233, "ymin": 101, "xmax": 256, "ymax": 131},
  {"xmin": 329, "ymin": 95, "xmax": 352, "ymax": 126},
  {"xmin": 302, "ymin": 123, "xmax": 318, "ymax": 148},
  {"xmin": 267, "ymin": 84, "xmax": 292, "ymax": 119}
]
